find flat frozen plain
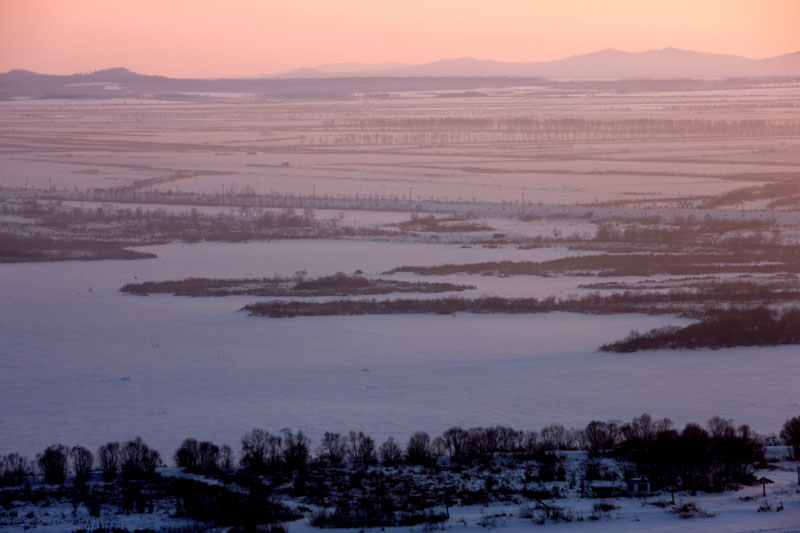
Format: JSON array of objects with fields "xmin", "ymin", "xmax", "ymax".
[{"xmin": 2, "ymin": 239, "xmax": 799, "ymax": 457}]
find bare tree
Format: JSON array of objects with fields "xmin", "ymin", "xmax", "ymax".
[
  {"xmin": 737, "ymin": 424, "xmax": 755, "ymax": 442},
  {"xmin": 379, "ymin": 437, "xmax": 402, "ymax": 465},
  {"xmin": 440, "ymin": 427, "xmax": 468, "ymax": 459},
  {"xmin": 405, "ymin": 432, "xmax": 432, "ymax": 465},
  {"xmin": 240, "ymin": 428, "xmax": 270, "ymax": 470},
  {"xmin": 780, "ymin": 416, "xmax": 800, "ymax": 459},
  {"xmin": 707, "ymin": 416, "xmax": 736, "ymax": 439},
  {"xmin": 174, "ymin": 438, "xmax": 200, "ymax": 470},
  {"xmin": 347, "ymin": 431, "xmax": 376, "ymax": 464},
  {"xmin": 240, "ymin": 428, "xmax": 282, "ymax": 471},
  {"xmin": 622, "ymin": 414, "xmax": 673, "ymax": 443},
  {"xmin": 120, "ymin": 437, "xmax": 161, "ymax": 478},
  {"xmin": 583, "ymin": 421, "xmax": 619, "ymax": 455},
  {"xmin": 431, "ymin": 436, "xmax": 447, "ymax": 459},
  {"xmin": 317, "ymin": 432, "xmax": 347, "ymax": 465},
  {"xmin": 540, "ymin": 425, "xmax": 570, "ymax": 451},
  {"xmin": 175, "ymin": 438, "xmax": 220, "ymax": 473},
  {"xmin": 70, "ymin": 446, "xmax": 93, "ymax": 483},
  {"xmin": 520, "ymin": 430, "xmax": 539, "ymax": 457},
  {"xmin": 197, "ymin": 441, "xmax": 220, "ymax": 472},
  {"xmin": 218, "ymin": 444, "xmax": 234, "ymax": 470},
  {"xmin": 283, "ymin": 431, "xmax": 310, "ymax": 469},
  {"xmin": 1, "ymin": 453, "xmax": 32, "ymax": 485},
  {"xmin": 37, "ymin": 444, "xmax": 68, "ymax": 485},
  {"xmin": 97, "ymin": 442, "xmax": 120, "ymax": 482},
  {"xmin": 622, "ymin": 413, "xmax": 655, "ymax": 442}
]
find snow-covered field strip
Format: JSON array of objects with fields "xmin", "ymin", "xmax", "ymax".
[
  {"xmin": 4, "ymin": 86, "xmax": 800, "ymax": 205},
  {"xmin": 52, "ymin": 200, "xmax": 419, "ymax": 226}
]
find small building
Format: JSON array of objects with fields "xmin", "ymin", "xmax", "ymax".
[
  {"xmin": 588, "ymin": 481, "xmax": 623, "ymax": 498},
  {"xmin": 626, "ymin": 477, "xmax": 651, "ymax": 494}
]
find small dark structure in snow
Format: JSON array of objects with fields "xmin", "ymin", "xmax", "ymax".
[
  {"xmin": 756, "ymin": 476, "xmax": 774, "ymax": 496},
  {"xmin": 625, "ymin": 477, "xmax": 651, "ymax": 494}
]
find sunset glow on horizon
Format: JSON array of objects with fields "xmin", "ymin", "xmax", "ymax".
[{"xmin": 1, "ymin": 0, "xmax": 799, "ymax": 77}]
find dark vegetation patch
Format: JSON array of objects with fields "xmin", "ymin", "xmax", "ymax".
[
  {"xmin": 241, "ymin": 281, "xmax": 800, "ymax": 320},
  {"xmin": 591, "ymin": 216, "xmax": 775, "ymax": 245},
  {"xmin": 699, "ymin": 174, "xmax": 800, "ymax": 209},
  {"xmin": 0, "ymin": 476, "xmax": 299, "ymax": 530},
  {"xmin": 170, "ymin": 477, "xmax": 300, "ymax": 527},
  {"xmin": 121, "ymin": 272, "xmax": 474, "ymax": 297},
  {"xmin": 600, "ymin": 307, "xmax": 800, "ymax": 352},
  {"xmin": 393, "ymin": 214, "xmax": 493, "ymax": 233},
  {"xmin": 579, "ymin": 275, "xmax": 736, "ymax": 291},
  {"xmin": 0, "ymin": 233, "xmax": 156, "ymax": 263},
  {"xmin": 242, "ymin": 296, "xmax": 577, "ymax": 318},
  {"xmin": 579, "ymin": 277, "xmax": 800, "ymax": 304},
  {"xmin": 671, "ymin": 501, "xmax": 718, "ymax": 519},
  {"xmin": 1, "ymin": 194, "xmax": 793, "ymax": 267},
  {"xmin": 386, "ymin": 250, "xmax": 800, "ymax": 277},
  {"xmin": 0, "ymin": 201, "xmax": 395, "ymax": 263}
]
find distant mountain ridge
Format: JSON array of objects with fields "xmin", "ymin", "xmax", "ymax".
[
  {"xmin": 271, "ymin": 47, "xmax": 800, "ymax": 79},
  {"xmin": 0, "ymin": 68, "xmax": 551, "ymax": 100},
  {"xmin": 2, "ymin": 48, "xmax": 798, "ymax": 100}
]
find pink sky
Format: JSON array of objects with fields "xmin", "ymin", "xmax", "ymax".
[{"xmin": 1, "ymin": 0, "xmax": 798, "ymax": 77}]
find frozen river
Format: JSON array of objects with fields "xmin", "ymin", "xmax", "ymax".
[{"xmin": 2, "ymin": 239, "xmax": 799, "ymax": 457}]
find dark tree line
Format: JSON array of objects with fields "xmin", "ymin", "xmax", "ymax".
[
  {"xmin": 120, "ymin": 272, "xmax": 473, "ymax": 298},
  {"xmin": 3, "ymin": 415, "xmax": 800, "ymax": 493},
  {"xmin": 316, "ymin": 117, "xmax": 800, "ymax": 145},
  {"xmin": 174, "ymin": 438, "xmax": 233, "ymax": 473},
  {"xmin": 609, "ymin": 414, "xmax": 764, "ymax": 491},
  {"xmin": 601, "ymin": 307, "xmax": 800, "ymax": 352},
  {"xmin": 387, "ymin": 250, "xmax": 800, "ymax": 278},
  {"xmin": 225, "ymin": 418, "xmax": 773, "ymax": 494},
  {"xmin": 0, "ymin": 437, "xmax": 161, "ymax": 486}
]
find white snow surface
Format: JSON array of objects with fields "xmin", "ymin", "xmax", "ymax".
[
  {"xmin": 3, "ymin": 459, "xmax": 800, "ymax": 532},
  {"xmin": 2, "ymin": 239, "xmax": 799, "ymax": 460}
]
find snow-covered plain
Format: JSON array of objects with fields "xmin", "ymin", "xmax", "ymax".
[
  {"xmin": 4, "ymin": 86, "xmax": 800, "ymax": 204},
  {"xmin": 2, "ymin": 239, "xmax": 800, "ymax": 460},
  {"xmin": 3, "ymin": 86, "xmax": 800, "ymax": 532}
]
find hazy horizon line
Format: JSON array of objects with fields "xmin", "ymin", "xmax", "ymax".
[{"xmin": 5, "ymin": 45, "xmax": 799, "ymax": 80}]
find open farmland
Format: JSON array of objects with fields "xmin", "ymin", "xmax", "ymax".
[{"xmin": 3, "ymin": 80, "xmax": 800, "ymax": 206}]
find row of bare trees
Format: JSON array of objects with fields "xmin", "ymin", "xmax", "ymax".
[
  {"xmin": 3, "ymin": 415, "xmax": 800, "ymax": 487},
  {"xmin": 314, "ymin": 117, "xmax": 800, "ymax": 146},
  {"xmin": 0, "ymin": 437, "xmax": 160, "ymax": 486}
]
